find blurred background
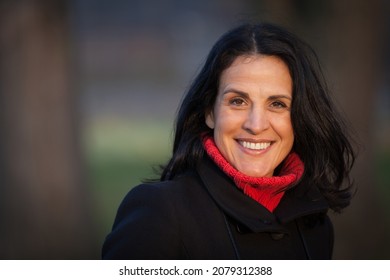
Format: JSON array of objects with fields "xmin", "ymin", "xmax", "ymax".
[{"xmin": 0, "ymin": 0, "xmax": 389, "ymax": 259}]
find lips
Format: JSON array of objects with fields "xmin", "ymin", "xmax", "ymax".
[{"xmin": 238, "ymin": 140, "xmax": 272, "ymax": 150}]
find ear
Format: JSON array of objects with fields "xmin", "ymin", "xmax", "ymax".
[{"xmin": 205, "ymin": 110, "xmax": 215, "ymax": 129}]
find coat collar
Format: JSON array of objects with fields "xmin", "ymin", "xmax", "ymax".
[{"xmin": 196, "ymin": 155, "xmax": 329, "ymax": 233}]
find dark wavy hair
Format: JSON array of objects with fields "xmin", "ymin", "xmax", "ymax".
[{"xmin": 160, "ymin": 22, "xmax": 355, "ymax": 212}]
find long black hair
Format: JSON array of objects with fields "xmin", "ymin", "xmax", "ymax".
[{"xmin": 160, "ymin": 22, "xmax": 355, "ymax": 212}]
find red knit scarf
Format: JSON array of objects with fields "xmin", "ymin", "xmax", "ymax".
[{"xmin": 203, "ymin": 136, "xmax": 304, "ymax": 212}]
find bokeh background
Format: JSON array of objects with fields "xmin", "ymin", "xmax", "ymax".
[{"xmin": 0, "ymin": 0, "xmax": 389, "ymax": 259}]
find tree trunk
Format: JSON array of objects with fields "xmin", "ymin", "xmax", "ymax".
[{"xmin": 0, "ymin": 0, "xmax": 97, "ymax": 259}]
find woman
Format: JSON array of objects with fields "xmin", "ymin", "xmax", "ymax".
[{"xmin": 102, "ymin": 22, "xmax": 355, "ymax": 259}]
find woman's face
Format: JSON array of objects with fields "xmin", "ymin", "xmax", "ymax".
[{"xmin": 206, "ymin": 55, "xmax": 294, "ymax": 177}]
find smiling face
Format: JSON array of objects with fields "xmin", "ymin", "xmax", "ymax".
[{"xmin": 205, "ymin": 55, "xmax": 294, "ymax": 177}]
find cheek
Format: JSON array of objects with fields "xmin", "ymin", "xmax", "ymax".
[
  {"xmin": 272, "ymin": 115, "xmax": 294, "ymax": 142},
  {"xmin": 212, "ymin": 109, "xmax": 226, "ymax": 130},
  {"xmin": 212, "ymin": 110, "xmax": 244, "ymax": 148},
  {"xmin": 214, "ymin": 108, "xmax": 245, "ymax": 129},
  {"xmin": 282, "ymin": 125, "xmax": 294, "ymax": 147}
]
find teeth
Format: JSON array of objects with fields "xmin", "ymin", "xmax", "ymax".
[{"xmin": 240, "ymin": 141, "xmax": 271, "ymax": 150}]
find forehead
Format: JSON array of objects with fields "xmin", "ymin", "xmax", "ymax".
[{"xmin": 219, "ymin": 55, "xmax": 292, "ymax": 93}]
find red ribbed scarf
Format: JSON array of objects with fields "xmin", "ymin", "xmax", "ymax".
[{"xmin": 203, "ymin": 136, "xmax": 304, "ymax": 212}]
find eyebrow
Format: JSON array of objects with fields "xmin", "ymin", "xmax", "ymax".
[
  {"xmin": 268, "ymin": 95, "xmax": 292, "ymax": 101},
  {"xmin": 222, "ymin": 89, "xmax": 249, "ymax": 97},
  {"xmin": 223, "ymin": 89, "xmax": 292, "ymax": 101}
]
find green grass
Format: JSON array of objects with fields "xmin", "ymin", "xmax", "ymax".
[{"xmin": 83, "ymin": 118, "xmax": 172, "ymax": 246}]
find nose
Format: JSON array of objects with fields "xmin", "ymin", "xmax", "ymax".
[{"xmin": 243, "ymin": 106, "xmax": 270, "ymax": 134}]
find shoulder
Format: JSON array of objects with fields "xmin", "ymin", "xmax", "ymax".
[
  {"xmin": 113, "ymin": 176, "xmax": 193, "ymax": 225},
  {"xmin": 121, "ymin": 171, "xmax": 203, "ymax": 205},
  {"xmin": 117, "ymin": 168, "xmax": 207, "ymax": 212},
  {"xmin": 102, "ymin": 171, "xmax": 207, "ymax": 259},
  {"xmin": 102, "ymin": 181, "xmax": 181, "ymax": 259}
]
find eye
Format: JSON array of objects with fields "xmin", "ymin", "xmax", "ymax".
[
  {"xmin": 229, "ymin": 97, "xmax": 246, "ymax": 106},
  {"xmin": 270, "ymin": 101, "xmax": 287, "ymax": 109}
]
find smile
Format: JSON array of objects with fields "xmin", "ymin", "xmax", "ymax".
[{"xmin": 239, "ymin": 140, "xmax": 271, "ymax": 150}]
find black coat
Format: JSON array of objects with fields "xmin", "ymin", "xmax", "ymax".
[{"xmin": 102, "ymin": 156, "xmax": 333, "ymax": 259}]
